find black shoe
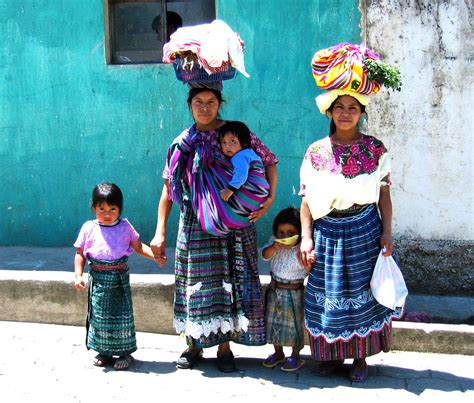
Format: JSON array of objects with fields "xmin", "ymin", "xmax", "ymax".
[
  {"xmin": 176, "ymin": 349, "xmax": 203, "ymax": 369},
  {"xmin": 216, "ymin": 350, "xmax": 236, "ymax": 373}
]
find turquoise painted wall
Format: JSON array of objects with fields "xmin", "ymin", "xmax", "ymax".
[{"xmin": 0, "ymin": 0, "xmax": 360, "ymax": 246}]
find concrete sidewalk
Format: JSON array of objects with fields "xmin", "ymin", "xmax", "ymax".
[
  {"xmin": 1, "ymin": 246, "xmax": 474, "ymax": 356},
  {"xmin": 0, "ymin": 321, "xmax": 473, "ymax": 403},
  {"xmin": 1, "ymin": 245, "xmax": 473, "ymax": 321}
]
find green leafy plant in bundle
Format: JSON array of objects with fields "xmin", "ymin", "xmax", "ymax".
[{"xmin": 365, "ymin": 59, "xmax": 402, "ymax": 92}]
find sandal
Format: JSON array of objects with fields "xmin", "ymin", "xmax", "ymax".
[
  {"xmin": 216, "ymin": 350, "xmax": 236, "ymax": 373},
  {"xmin": 93, "ymin": 354, "xmax": 114, "ymax": 367},
  {"xmin": 262, "ymin": 353, "xmax": 286, "ymax": 368},
  {"xmin": 114, "ymin": 355, "xmax": 135, "ymax": 370},
  {"xmin": 281, "ymin": 357, "xmax": 305, "ymax": 372},
  {"xmin": 314, "ymin": 360, "xmax": 344, "ymax": 376},
  {"xmin": 176, "ymin": 348, "xmax": 203, "ymax": 369},
  {"xmin": 349, "ymin": 359, "xmax": 368, "ymax": 382}
]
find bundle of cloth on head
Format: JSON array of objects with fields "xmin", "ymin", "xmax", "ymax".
[
  {"xmin": 311, "ymin": 43, "xmax": 401, "ymax": 114},
  {"xmin": 163, "ymin": 19, "xmax": 249, "ymax": 89}
]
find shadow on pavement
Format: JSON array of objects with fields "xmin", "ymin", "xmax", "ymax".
[{"xmin": 186, "ymin": 355, "xmax": 474, "ymax": 394}]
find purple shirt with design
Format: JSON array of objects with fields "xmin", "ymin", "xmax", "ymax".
[{"xmin": 73, "ymin": 218, "xmax": 139, "ymax": 260}]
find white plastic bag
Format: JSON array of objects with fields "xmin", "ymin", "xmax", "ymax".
[{"xmin": 370, "ymin": 250, "xmax": 408, "ymax": 310}]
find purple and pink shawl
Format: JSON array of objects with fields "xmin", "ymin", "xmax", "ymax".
[{"xmin": 167, "ymin": 124, "xmax": 270, "ymax": 236}]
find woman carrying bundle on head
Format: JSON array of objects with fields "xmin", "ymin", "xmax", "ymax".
[
  {"xmin": 153, "ymin": 20, "xmax": 278, "ymax": 373},
  {"xmin": 299, "ymin": 43, "xmax": 403, "ymax": 382}
]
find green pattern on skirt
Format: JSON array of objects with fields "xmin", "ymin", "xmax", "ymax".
[
  {"xmin": 86, "ymin": 258, "xmax": 137, "ymax": 356},
  {"xmin": 174, "ymin": 203, "xmax": 266, "ymax": 348}
]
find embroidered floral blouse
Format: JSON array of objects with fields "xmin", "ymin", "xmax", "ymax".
[{"xmin": 299, "ymin": 134, "xmax": 391, "ymax": 220}]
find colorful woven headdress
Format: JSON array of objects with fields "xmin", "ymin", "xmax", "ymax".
[{"xmin": 311, "ymin": 43, "xmax": 401, "ymax": 114}]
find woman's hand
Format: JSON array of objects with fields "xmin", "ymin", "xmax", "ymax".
[
  {"xmin": 300, "ymin": 236, "xmax": 316, "ymax": 271},
  {"xmin": 151, "ymin": 183, "xmax": 172, "ymax": 267},
  {"xmin": 380, "ymin": 232, "xmax": 393, "ymax": 256},
  {"xmin": 220, "ymin": 188, "xmax": 234, "ymax": 202},
  {"xmin": 248, "ymin": 196, "xmax": 273, "ymax": 222},
  {"xmin": 150, "ymin": 235, "xmax": 168, "ymax": 267},
  {"xmin": 251, "ymin": 163, "xmax": 277, "ymax": 223},
  {"xmin": 378, "ymin": 186, "xmax": 393, "ymax": 256}
]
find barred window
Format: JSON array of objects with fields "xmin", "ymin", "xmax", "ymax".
[{"xmin": 104, "ymin": 0, "xmax": 216, "ymax": 65}]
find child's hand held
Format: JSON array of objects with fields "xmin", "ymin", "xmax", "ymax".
[
  {"xmin": 150, "ymin": 237, "xmax": 168, "ymax": 267},
  {"xmin": 308, "ymin": 250, "xmax": 316, "ymax": 264},
  {"xmin": 300, "ymin": 236, "xmax": 315, "ymax": 270}
]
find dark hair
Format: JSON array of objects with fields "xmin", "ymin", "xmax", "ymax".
[
  {"xmin": 272, "ymin": 207, "xmax": 301, "ymax": 237},
  {"xmin": 187, "ymin": 87, "xmax": 224, "ymax": 107},
  {"xmin": 327, "ymin": 96, "xmax": 367, "ymax": 134},
  {"xmin": 152, "ymin": 11, "xmax": 183, "ymax": 39},
  {"xmin": 91, "ymin": 183, "xmax": 123, "ymax": 213},
  {"xmin": 166, "ymin": 11, "xmax": 182, "ymax": 28},
  {"xmin": 218, "ymin": 121, "xmax": 251, "ymax": 149}
]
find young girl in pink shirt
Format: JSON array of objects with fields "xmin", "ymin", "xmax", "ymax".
[{"xmin": 74, "ymin": 183, "xmax": 157, "ymax": 370}]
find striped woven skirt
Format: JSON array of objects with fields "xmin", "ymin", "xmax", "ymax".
[
  {"xmin": 265, "ymin": 282, "xmax": 305, "ymax": 349},
  {"xmin": 304, "ymin": 204, "xmax": 403, "ymax": 361},
  {"xmin": 86, "ymin": 257, "xmax": 137, "ymax": 356},
  {"xmin": 174, "ymin": 203, "xmax": 266, "ymax": 349}
]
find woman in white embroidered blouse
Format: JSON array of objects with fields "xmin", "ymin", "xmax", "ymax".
[{"xmin": 299, "ymin": 94, "xmax": 403, "ymax": 382}]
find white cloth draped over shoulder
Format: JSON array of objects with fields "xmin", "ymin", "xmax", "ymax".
[{"xmin": 299, "ymin": 135, "xmax": 391, "ymax": 220}]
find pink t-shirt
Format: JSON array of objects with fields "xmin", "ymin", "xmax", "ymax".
[{"xmin": 73, "ymin": 218, "xmax": 140, "ymax": 260}]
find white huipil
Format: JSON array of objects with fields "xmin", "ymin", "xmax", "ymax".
[{"xmin": 299, "ymin": 135, "xmax": 391, "ymax": 219}]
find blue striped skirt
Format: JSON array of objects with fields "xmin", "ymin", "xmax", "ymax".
[
  {"xmin": 86, "ymin": 257, "xmax": 137, "ymax": 357},
  {"xmin": 304, "ymin": 204, "xmax": 403, "ymax": 360}
]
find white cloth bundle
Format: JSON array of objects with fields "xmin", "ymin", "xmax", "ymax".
[{"xmin": 163, "ymin": 19, "xmax": 249, "ymax": 78}]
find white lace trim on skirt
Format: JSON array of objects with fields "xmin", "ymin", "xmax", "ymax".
[{"xmin": 174, "ymin": 315, "xmax": 249, "ymax": 339}]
